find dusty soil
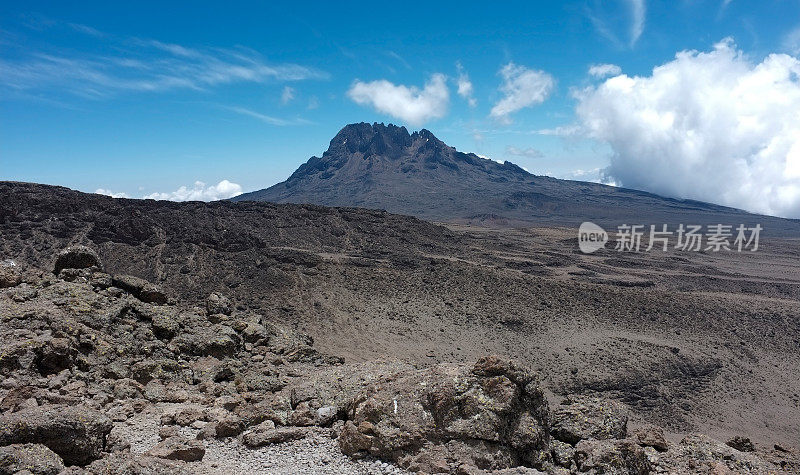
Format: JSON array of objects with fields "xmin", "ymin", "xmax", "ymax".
[{"xmin": 1, "ymin": 181, "xmax": 798, "ymax": 473}]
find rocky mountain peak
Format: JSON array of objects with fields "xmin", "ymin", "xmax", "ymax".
[{"xmin": 327, "ymin": 122, "xmax": 414, "ymax": 158}]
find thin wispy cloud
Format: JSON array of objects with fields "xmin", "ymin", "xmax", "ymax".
[
  {"xmin": 629, "ymin": 0, "xmax": 646, "ymax": 47},
  {"xmin": 587, "ymin": 0, "xmax": 646, "ymax": 48},
  {"xmin": 588, "ymin": 63, "xmax": 622, "ymax": 78},
  {"xmin": 223, "ymin": 106, "xmax": 312, "ymax": 126},
  {"xmin": 386, "ymin": 51, "xmax": 412, "ymax": 70},
  {"xmin": 783, "ymin": 26, "xmax": 800, "ymax": 55},
  {"xmin": 505, "ymin": 146, "xmax": 543, "ymax": 158},
  {"xmin": 67, "ymin": 23, "xmax": 104, "ymax": 37},
  {"xmin": 534, "ymin": 125, "xmax": 583, "ymax": 137},
  {"xmin": 281, "ymin": 86, "xmax": 295, "ymax": 105},
  {"xmin": 0, "ymin": 24, "xmax": 327, "ymax": 100}
]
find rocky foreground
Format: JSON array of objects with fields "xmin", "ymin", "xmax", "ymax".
[{"xmin": 0, "ymin": 247, "xmax": 797, "ymax": 474}]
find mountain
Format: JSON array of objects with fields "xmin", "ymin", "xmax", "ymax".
[{"xmin": 234, "ymin": 122, "xmax": 800, "ymax": 235}]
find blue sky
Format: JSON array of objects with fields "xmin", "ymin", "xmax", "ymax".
[{"xmin": 2, "ymin": 1, "xmax": 800, "ymax": 216}]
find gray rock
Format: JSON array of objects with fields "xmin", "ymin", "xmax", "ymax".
[
  {"xmin": 0, "ymin": 405, "xmax": 113, "ymax": 466},
  {"xmin": 633, "ymin": 425, "xmax": 669, "ymax": 452},
  {"xmin": 112, "ymin": 274, "xmax": 167, "ymax": 305},
  {"xmin": 170, "ymin": 324, "xmax": 241, "ymax": 358},
  {"xmin": 242, "ymin": 425, "xmax": 310, "ymax": 448},
  {"xmin": 0, "ymin": 260, "xmax": 21, "ymax": 288},
  {"xmin": 574, "ymin": 439, "xmax": 651, "ymax": 475},
  {"xmin": 145, "ymin": 436, "xmax": 205, "ymax": 462},
  {"xmin": 550, "ymin": 395, "xmax": 628, "ymax": 444},
  {"xmin": 316, "ymin": 406, "xmax": 338, "ymax": 426},
  {"xmin": 0, "ymin": 443, "xmax": 65, "ymax": 475},
  {"xmin": 655, "ymin": 434, "xmax": 778, "ymax": 474},
  {"xmin": 338, "ymin": 355, "xmax": 551, "ymax": 472},
  {"xmin": 206, "ymin": 292, "xmax": 232, "ymax": 316}
]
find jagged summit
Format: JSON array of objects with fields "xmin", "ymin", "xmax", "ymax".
[
  {"xmin": 233, "ymin": 123, "xmax": 799, "ymax": 233},
  {"xmin": 239, "ymin": 122, "xmax": 535, "ymax": 219}
]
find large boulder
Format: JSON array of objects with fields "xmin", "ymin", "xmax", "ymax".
[
  {"xmin": 145, "ymin": 436, "xmax": 205, "ymax": 462},
  {"xmin": 550, "ymin": 395, "xmax": 628, "ymax": 444},
  {"xmin": 53, "ymin": 246, "xmax": 101, "ymax": 274},
  {"xmin": 338, "ymin": 355, "xmax": 551, "ymax": 473},
  {"xmin": 574, "ymin": 439, "xmax": 651, "ymax": 474},
  {"xmin": 242, "ymin": 423, "xmax": 310, "ymax": 448},
  {"xmin": 0, "ymin": 405, "xmax": 113, "ymax": 466},
  {"xmin": 112, "ymin": 274, "xmax": 167, "ymax": 305},
  {"xmin": 170, "ymin": 324, "xmax": 241, "ymax": 358},
  {"xmin": 0, "ymin": 443, "xmax": 65, "ymax": 475},
  {"xmin": 205, "ymin": 293, "xmax": 232, "ymax": 316},
  {"xmin": 0, "ymin": 261, "xmax": 21, "ymax": 289}
]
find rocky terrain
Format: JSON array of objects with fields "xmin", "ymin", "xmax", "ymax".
[
  {"xmin": 1, "ymin": 181, "xmax": 799, "ymax": 473},
  {"xmin": 233, "ymin": 123, "xmax": 800, "ymax": 235}
]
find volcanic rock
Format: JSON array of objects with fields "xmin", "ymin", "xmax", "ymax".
[
  {"xmin": 145, "ymin": 436, "xmax": 205, "ymax": 462},
  {"xmin": 0, "ymin": 443, "xmax": 65, "ymax": 475},
  {"xmin": 112, "ymin": 274, "xmax": 167, "ymax": 304},
  {"xmin": 338, "ymin": 355, "xmax": 551, "ymax": 472},
  {"xmin": 0, "ymin": 405, "xmax": 113, "ymax": 465},
  {"xmin": 53, "ymin": 245, "xmax": 101, "ymax": 274},
  {"xmin": 550, "ymin": 395, "xmax": 628, "ymax": 444}
]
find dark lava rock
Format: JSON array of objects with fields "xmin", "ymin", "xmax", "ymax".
[
  {"xmin": 112, "ymin": 274, "xmax": 167, "ymax": 304},
  {"xmin": 53, "ymin": 245, "xmax": 101, "ymax": 274},
  {"xmin": 727, "ymin": 436, "xmax": 756, "ymax": 452},
  {"xmin": 206, "ymin": 292, "xmax": 232, "ymax": 316},
  {"xmin": 0, "ymin": 443, "xmax": 65, "ymax": 475},
  {"xmin": 0, "ymin": 405, "xmax": 113, "ymax": 466}
]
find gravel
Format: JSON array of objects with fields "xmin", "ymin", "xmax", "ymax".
[{"xmin": 116, "ymin": 405, "xmax": 407, "ymax": 475}]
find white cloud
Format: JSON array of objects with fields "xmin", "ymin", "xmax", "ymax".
[
  {"xmin": 223, "ymin": 106, "xmax": 310, "ymax": 126},
  {"xmin": 783, "ymin": 26, "xmax": 800, "ymax": 56},
  {"xmin": 587, "ymin": 0, "xmax": 646, "ymax": 48},
  {"xmin": 281, "ymin": 86, "xmax": 295, "ymax": 105},
  {"xmin": 629, "ymin": 0, "xmax": 646, "ymax": 47},
  {"xmin": 588, "ymin": 63, "xmax": 622, "ymax": 78},
  {"xmin": 575, "ymin": 38, "xmax": 800, "ymax": 218},
  {"xmin": 535, "ymin": 125, "xmax": 583, "ymax": 137},
  {"xmin": 490, "ymin": 63, "xmax": 555, "ymax": 124},
  {"xmin": 95, "ymin": 188, "xmax": 129, "ymax": 198},
  {"xmin": 456, "ymin": 62, "xmax": 476, "ymax": 107},
  {"xmin": 347, "ymin": 74, "xmax": 449, "ymax": 126},
  {"xmin": 144, "ymin": 180, "xmax": 243, "ymax": 201},
  {"xmin": 558, "ymin": 167, "xmax": 618, "ymax": 186},
  {"xmin": 506, "ymin": 146, "xmax": 543, "ymax": 158},
  {"xmin": 0, "ymin": 28, "xmax": 327, "ymax": 99}
]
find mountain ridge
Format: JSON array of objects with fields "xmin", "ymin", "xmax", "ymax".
[{"xmin": 233, "ymin": 123, "xmax": 800, "ymax": 235}]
